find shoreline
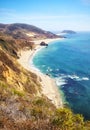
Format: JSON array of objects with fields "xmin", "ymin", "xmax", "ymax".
[{"xmin": 18, "ymin": 38, "xmax": 63, "ymax": 108}]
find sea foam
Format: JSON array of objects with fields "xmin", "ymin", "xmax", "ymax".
[
  {"xmin": 55, "ymin": 77, "xmax": 67, "ymax": 86},
  {"xmin": 55, "ymin": 74, "xmax": 89, "ymax": 87}
]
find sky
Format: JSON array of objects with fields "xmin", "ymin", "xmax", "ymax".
[{"xmin": 0, "ymin": 0, "xmax": 90, "ymax": 31}]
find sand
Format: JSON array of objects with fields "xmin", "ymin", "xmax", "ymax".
[{"xmin": 18, "ymin": 38, "xmax": 63, "ymax": 108}]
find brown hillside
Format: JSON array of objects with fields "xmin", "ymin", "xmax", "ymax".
[{"xmin": 0, "ymin": 23, "xmax": 61, "ymax": 40}]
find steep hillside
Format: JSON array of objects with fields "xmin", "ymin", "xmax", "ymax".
[
  {"xmin": 0, "ymin": 23, "xmax": 60, "ymax": 40},
  {"xmin": 0, "ymin": 38, "xmax": 56, "ymax": 129},
  {"xmin": 0, "ymin": 32, "xmax": 35, "ymax": 57}
]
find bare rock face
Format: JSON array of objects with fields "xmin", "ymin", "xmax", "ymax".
[{"xmin": 0, "ymin": 61, "xmax": 13, "ymax": 81}]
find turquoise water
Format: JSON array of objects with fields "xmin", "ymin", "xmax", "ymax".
[{"xmin": 32, "ymin": 32, "xmax": 90, "ymax": 120}]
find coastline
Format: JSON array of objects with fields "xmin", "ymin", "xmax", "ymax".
[{"xmin": 18, "ymin": 38, "xmax": 63, "ymax": 108}]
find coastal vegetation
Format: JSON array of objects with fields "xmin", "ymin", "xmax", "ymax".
[{"xmin": 0, "ymin": 23, "xmax": 90, "ymax": 130}]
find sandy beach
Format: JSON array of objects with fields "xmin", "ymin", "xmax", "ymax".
[{"xmin": 18, "ymin": 38, "xmax": 63, "ymax": 108}]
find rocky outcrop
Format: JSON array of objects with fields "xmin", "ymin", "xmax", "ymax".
[{"xmin": 40, "ymin": 42, "xmax": 48, "ymax": 46}]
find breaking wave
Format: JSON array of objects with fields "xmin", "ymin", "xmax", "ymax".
[{"xmin": 55, "ymin": 74, "xmax": 89, "ymax": 87}]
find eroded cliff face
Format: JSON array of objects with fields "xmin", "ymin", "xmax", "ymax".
[
  {"xmin": 0, "ymin": 44, "xmax": 43, "ymax": 126},
  {"xmin": 0, "ymin": 47, "xmax": 55, "ymax": 130},
  {"xmin": 0, "ymin": 47, "xmax": 41, "ymax": 94}
]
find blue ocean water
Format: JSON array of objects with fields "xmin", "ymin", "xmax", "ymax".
[{"xmin": 32, "ymin": 32, "xmax": 90, "ymax": 120}]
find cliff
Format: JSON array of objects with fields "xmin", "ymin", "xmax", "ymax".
[{"xmin": 0, "ymin": 35, "xmax": 56, "ymax": 129}]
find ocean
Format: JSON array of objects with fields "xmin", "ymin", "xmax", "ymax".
[{"xmin": 32, "ymin": 32, "xmax": 90, "ymax": 120}]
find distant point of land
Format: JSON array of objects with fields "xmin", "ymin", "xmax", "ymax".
[{"xmin": 61, "ymin": 30, "xmax": 76, "ymax": 34}]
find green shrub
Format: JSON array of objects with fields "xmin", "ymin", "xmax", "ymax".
[
  {"xmin": 0, "ymin": 81, "xmax": 8, "ymax": 88},
  {"xmin": 51, "ymin": 108, "xmax": 85, "ymax": 130},
  {"xmin": 12, "ymin": 88, "xmax": 24, "ymax": 97}
]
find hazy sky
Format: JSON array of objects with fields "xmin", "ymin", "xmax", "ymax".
[{"xmin": 0, "ymin": 0, "xmax": 90, "ymax": 31}]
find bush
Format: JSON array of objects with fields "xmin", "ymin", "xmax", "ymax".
[
  {"xmin": 12, "ymin": 88, "xmax": 25, "ymax": 97},
  {"xmin": 51, "ymin": 108, "xmax": 85, "ymax": 130}
]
